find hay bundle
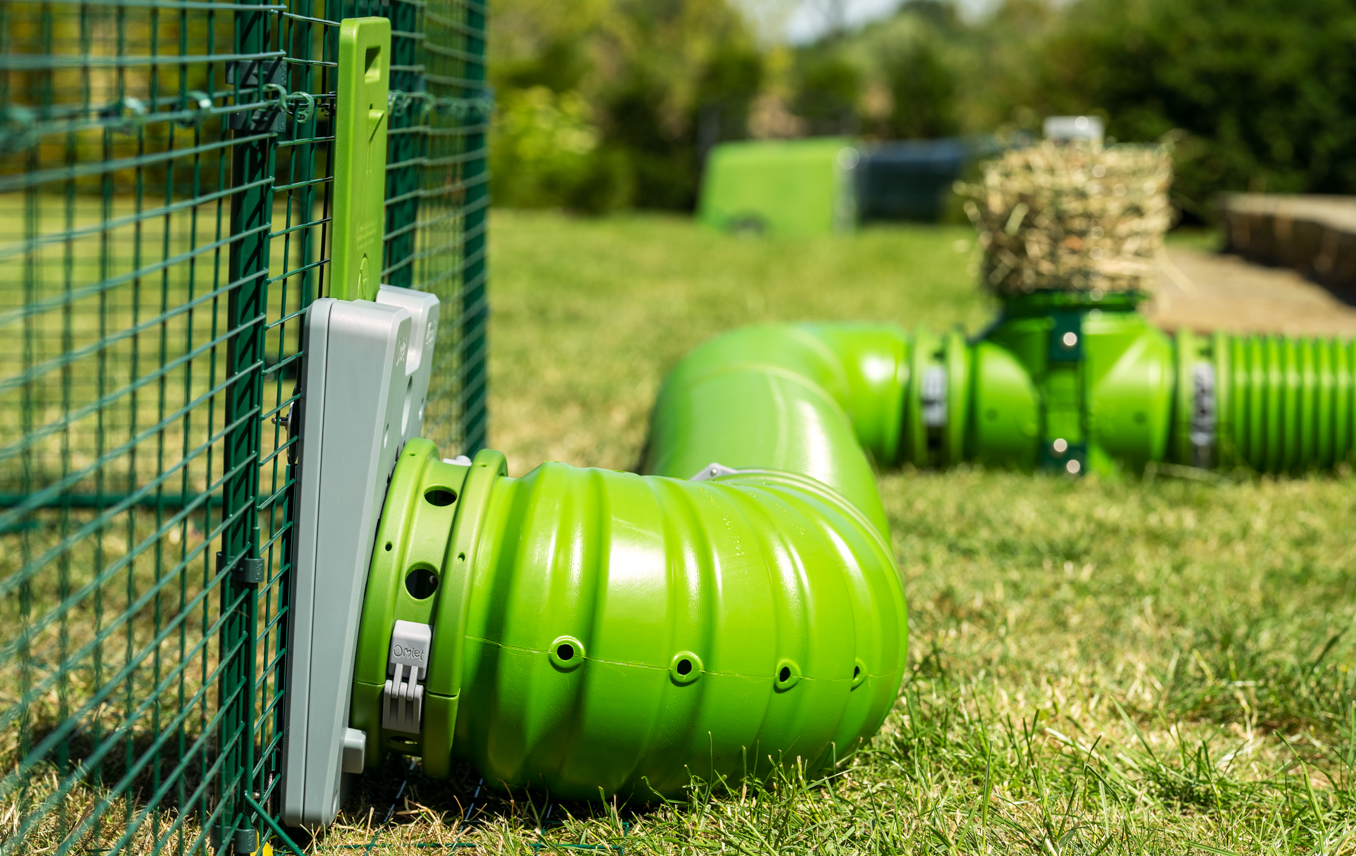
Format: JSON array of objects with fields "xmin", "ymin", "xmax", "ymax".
[{"xmin": 960, "ymin": 141, "xmax": 1173, "ymax": 294}]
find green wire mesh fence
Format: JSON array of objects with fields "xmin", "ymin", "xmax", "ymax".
[{"xmin": 0, "ymin": 0, "xmax": 488, "ymax": 850}]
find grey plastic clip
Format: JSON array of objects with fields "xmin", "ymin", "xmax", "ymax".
[
  {"xmin": 689, "ymin": 462, "xmax": 772, "ymax": 481},
  {"xmin": 921, "ymin": 364, "xmax": 948, "ymax": 429},
  {"xmin": 1190, "ymin": 362, "xmax": 1216, "ymax": 468},
  {"xmin": 383, "ymin": 620, "xmax": 432, "ymax": 734},
  {"xmin": 690, "ymin": 462, "xmax": 740, "ymax": 481}
]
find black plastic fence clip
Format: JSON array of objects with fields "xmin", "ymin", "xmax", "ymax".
[{"xmin": 218, "ymin": 551, "xmax": 267, "ymax": 586}]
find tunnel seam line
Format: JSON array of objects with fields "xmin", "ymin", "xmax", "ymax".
[{"xmin": 461, "ymin": 635, "xmax": 880, "ymax": 681}]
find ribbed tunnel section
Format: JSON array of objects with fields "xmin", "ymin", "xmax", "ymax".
[
  {"xmin": 350, "ymin": 323, "xmax": 913, "ymax": 798},
  {"xmin": 1194, "ymin": 332, "xmax": 1356, "ymax": 471}
]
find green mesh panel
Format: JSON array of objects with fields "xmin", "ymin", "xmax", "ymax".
[{"xmin": 0, "ymin": 0, "xmax": 488, "ymax": 850}]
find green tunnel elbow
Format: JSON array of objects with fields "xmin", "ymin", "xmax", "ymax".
[
  {"xmin": 641, "ymin": 322, "xmax": 915, "ymax": 533},
  {"xmin": 350, "ymin": 438, "xmax": 908, "ymax": 799},
  {"xmin": 349, "ymin": 322, "xmax": 918, "ymax": 797}
]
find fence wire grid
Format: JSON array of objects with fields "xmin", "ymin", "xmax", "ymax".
[{"xmin": 0, "ymin": 0, "xmax": 489, "ymax": 850}]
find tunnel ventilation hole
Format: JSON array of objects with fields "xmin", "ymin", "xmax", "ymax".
[
  {"xmin": 670, "ymin": 651, "xmax": 703, "ymax": 684},
  {"xmin": 424, "ymin": 488, "xmax": 456, "ymax": 507},
  {"xmin": 853, "ymin": 665, "xmax": 860, "ymax": 679},
  {"xmin": 404, "ymin": 566, "xmax": 439, "ymax": 600},
  {"xmin": 852, "ymin": 658, "xmax": 868, "ymax": 688},
  {"xmin": 775, "ymin": 658, "xmax": 801, "ymax": 690},
  {"xmin": 384, "ymin": 542, "xmax": 392, "ymax": 551},
  {"xmin": 549, "ymin": 635, "xmax": 585, "ymax": 670}
]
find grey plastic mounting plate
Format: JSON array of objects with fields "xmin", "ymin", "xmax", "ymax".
[{"xmin": 282, "ymin": 286, "xmax": 440, "ymax": 827}]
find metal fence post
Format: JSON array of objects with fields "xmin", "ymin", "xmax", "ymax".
[
  {"xmin": 384, "ymin": 0, "xmax": 424, "ymax": 291},
  {"xmin": 222, "ymin": 0, "xmax": 275, "ymax": 848},
  {"xmin": 460, "ymin": 1, "xmax": 489, "ymax": 454}
]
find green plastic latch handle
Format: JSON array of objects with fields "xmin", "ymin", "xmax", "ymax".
[{"xmin": 332, "ymin": 17, "xmax": 391, "ymax": 302}]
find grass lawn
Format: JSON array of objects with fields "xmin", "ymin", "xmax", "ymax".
[{"xmin": 313, "ymin": 211, "xmax": 1356, "ymax": 855}]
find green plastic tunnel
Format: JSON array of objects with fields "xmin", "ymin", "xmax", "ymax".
[
  {"xmin": 347, "ymin": 291, "xmax": 1356, "ymax": 798},
  {"xmin": 348, "ymin": 321, "xmax": 912, "ymax": 799}
]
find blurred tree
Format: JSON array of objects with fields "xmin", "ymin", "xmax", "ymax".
[
  {"xmin": 601, "ymin": 67, "xmax": 698, "ymax": 210},
  {"xmin": 489, "ymin": 87, "xmax": 605, "ymax": 209},
  {"xmin": 895, "ymin": 0, "xmax": 961, "ymax": 31},
  {"xmin": 1021, "ymin": 0, "xmax": 1356, "ymax": 218},
  {"xmin": 959, "ymin": 0, "xmax": 1059, "ymax": 134},
  {"xmin": 791, "ymin": 52, "xmax": 863, "ymax": 135},
  {"xmin": 815, "ymin": 0, "xmax": 974, "ymax": 140},
  {"xmin": 802, "ymin": 0, "xmax": 1356, "ymax": 220},
  {"xmin": 488, "ymin": 0, "xmax": 1356, "ymax": 217},
  {"xmin": 695, "ymin": 44, "xmax": 765, "ymax": 159},
  {"xmin": 489, "ymin": 0, "xmax": 760, "ymax": 211},
  {"xmin": 494, "ymin": 38, "xmax": 592, "ymax": 95},
  {"xmin": 881, "ymin": 39, "xmax": 960, "ymax": 139}
]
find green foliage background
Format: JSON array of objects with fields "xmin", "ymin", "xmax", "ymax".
[
  {"xmin": 488, "ymin": 0, "xmax": 1356, "ymax": 219},
  {"xmin": 487, "ymin": 0, "xmax": 762, "ymax": 213}
]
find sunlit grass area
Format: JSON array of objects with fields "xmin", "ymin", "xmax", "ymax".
[
  {"xmin": 308, "ymin": 211, "xmax": 1356, "ymax": 854},
  {"xmin": 4, "ymin": 207, "xmax": 1351, "ymax": 853}
]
